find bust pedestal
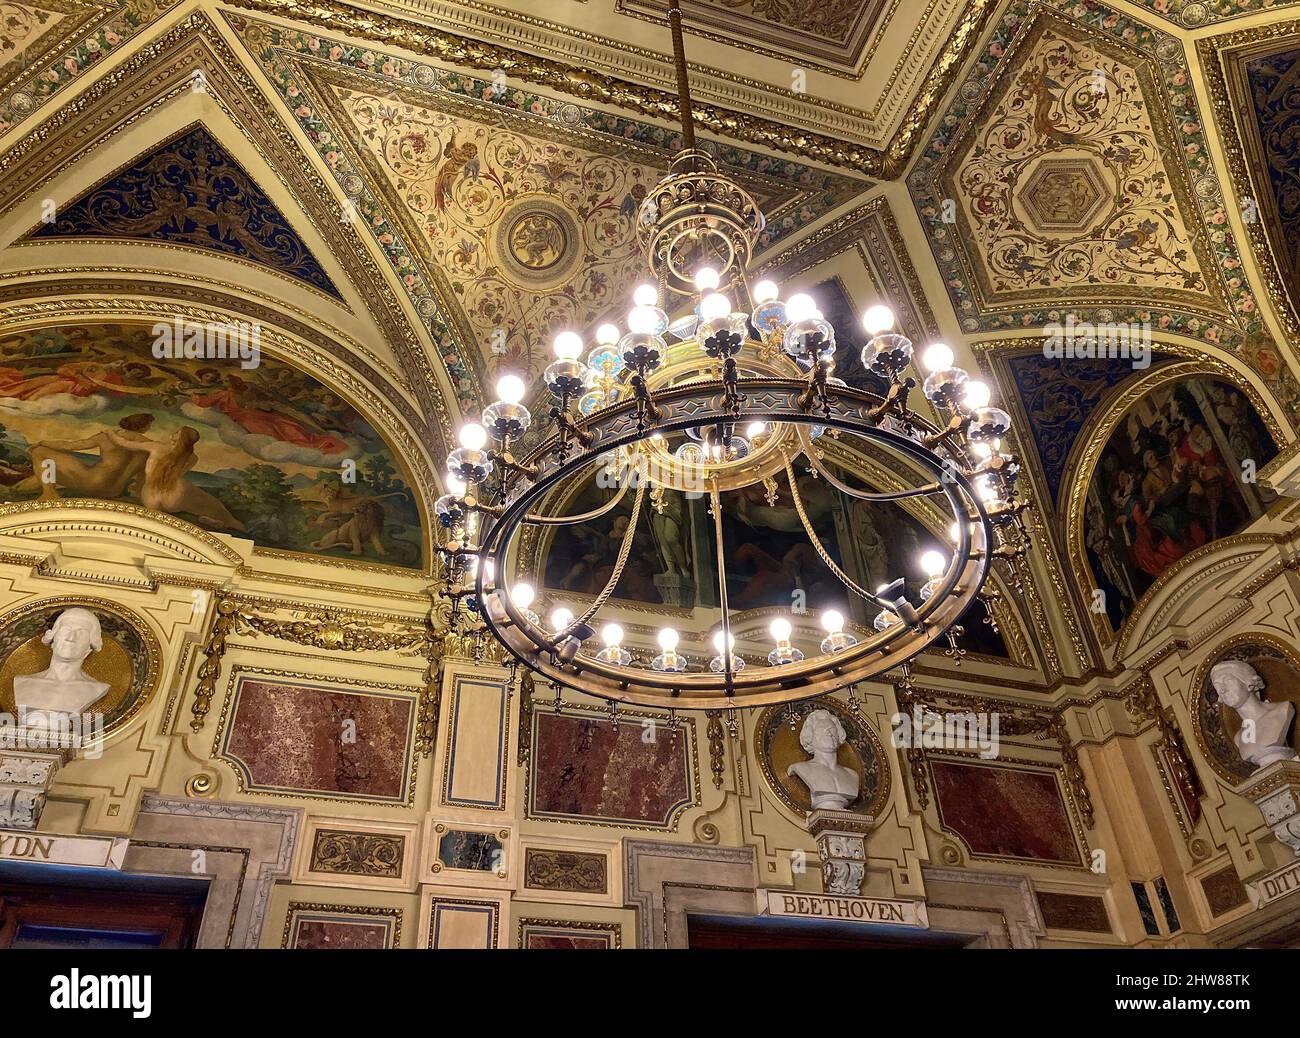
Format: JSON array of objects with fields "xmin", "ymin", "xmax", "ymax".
[
  {"xmin": 1236, "ymin": 760, "xmax": 1300, "ymax": 857},
  {"xmin": 807, "ymin": 809, "xmax": 875, "ymax": 896},
  {"xmin": 0, "ymin": 741, "xmax": 73, "ymax": 829}
]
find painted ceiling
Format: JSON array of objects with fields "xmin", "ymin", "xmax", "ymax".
[{"xmin": 0, "ymin": 0, "xmax": 1295, "ymax": 670}]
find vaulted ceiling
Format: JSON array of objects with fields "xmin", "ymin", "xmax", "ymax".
[{"xmin": 1, "ymin": 0, "xmax": 1298, "ymax": 687}]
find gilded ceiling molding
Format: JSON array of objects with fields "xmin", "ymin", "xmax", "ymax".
[
  {"xmin": 909, "ymin": 0, "xmax": 1300, "ymax": 415},
  {"xmin": 1060, "ymin": 358, "xmax": 1286, "ymax": 650},
  {"xmin": 0, "ymin": 0, "xmax": 181, "ymax": 139},
  {"xmin": 377, "ymin": 0, "xmax": 947, "ymax": 146},
  {"xmin": 1196, "ymin": 21, "xmax": 1300, "ymax": 345},
  {"xmin": 218, "ymin": 0, "xmax": 988, "ymax": 177},
  {"xmin": 1134, "ymin": 0, "xmax": 1300, "ymax": 29},
  {"xmin": 0, "ymin": 13, "xmax": 459, "ymax": 453}
]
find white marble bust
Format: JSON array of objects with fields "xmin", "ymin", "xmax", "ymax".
[
  {"xmin": 787, "ymin": 708, "xmax": 860, "ymax": 811},
  {"xmin": 13, "ymin": 608, "xmax": 110, "ymax": 722},
  {"xmin": 1211, "ymin": 659, "xmax": 1298, "ymax": 771}
]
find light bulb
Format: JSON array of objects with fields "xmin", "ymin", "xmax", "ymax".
[
  {"xmin": 458, "ymin": 423, "xmax": 488, "ymax": 450},
  {"xmin": 694, "ymin": 267, "xmax": 720, "ymax": 292},
  {"xmin": 627, "ymin": 305, "xmax": 658, "ymax": 334},
  {"xmin": 657, "ymin": 627, "xmax": 679, "ymax": 652},
  {"xmin": 550, "ymin": 607, "xmax": 574, "ymax": 631},
  {"xmin": 920, "ymin": 550, "xmax": 946, "ymax": 577},
  {"xmin": 596, "ymin": 323, "xmax": 620, "ymax": 346},
  {"xmin": 821, "ymin": 610, "xmax": 845, "ymax": 634},
  {"xmin": 862, "ymin": 304, "xmax": 896, "ymax": 336},
  {"xmin": 746, "ymin": 421, "xmax": 767, "ymax": 438},
  {"xmin": 552, "ymin": 331, "xmax": 583, "ymax": 360},
  {"xmin": 769, "ymin": 617, "xmax": 792, "ymax": 642},
  {"xmin": 786, "ymin": 293, "xmax": 816, "ymax": 323},
  {"xmin": 712, "ymin": 630, "xmax": 736, "ymax": 653},
  {"xmin": 699, "ymin": 292, "xmax": 731, "ymax": 320},
  {"xmin": 601, "ymin": 623, "xmax": 624, "ymax": 648},
  {"xmin": 921, "ymin": 342, "xmax": 955, "ymax": 373},
  {"xmin": 495, "ymin": 374, "xmax": 526, "ymax": 404},
  {"xmin": 633, "ymin": 284, "xmax": 659, "ymax": 307},
  {"xmin": 963, "ymin": 380, "xmax": 991, "ymax": 409},
  {"xmin": 949, "ymin": 521, "xmax": 962, "ymax": 543},
  {"xmin": 446, "ymin": 473, "xmax": 467, "ymax": 496},
  {"xmin": 752, "ymin": 280, "xmax": 779, "ymax": 304},
  {"xmin": 510, "ymin": 582, "xmax": 535, "ymax": 610}
]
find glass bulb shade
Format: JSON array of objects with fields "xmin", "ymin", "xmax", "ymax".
[
  {"xmin": 782, "ymin": 317, "xmax": 835, "ymax": 358},
  {"xmin": 862, "ymin": 304, "xmax": 895, "ymax": 335},
  {"xmin": 864, "ymin": 333, "xmax": 914, "ymax": 377},
  {"xmin": 699, "ymin": 293, "xmax": 731, "ymax": 321},
  {"xmin": 785, "ymin": 293, "xmax": 817, "ymax": 323},
  {"xmin": 821, "ymin": 630, "xmax": 857, "ymax": 654},
  {"xmin": 586, "ymin": 345, "xmax": 624, "ymax": 375},
  {"xmin": 510, "ymin": 583, "xmax": 535, "ymax": 609},
  {"xmin": 922, "ymin": 366, "xmax": 969, "ymax": 407},
  {"xmin": 963, "ymin": 379, "xmax": 992, "ymax": 409},
  {"xmin": 694, "ymin": 267, "xmax": 720, "ymax": 292},
  {"xmin": 967, "ymin": 406, "xmax": 1012, "ymax": 444},
  {"xmin": 495, "ymin": 374, "xmax": 526, "ymax": 405},
  {"xmin": 657, "ymin": 627, "xmax": 679, "ymax": 652},
  {"xmin": 920, "ymin": 550, "xmax": 946, "ymax": 578},
  {"xmin": 544, "ymin": 359, "xmax": 587, "ymax": 397},
  {"xmin": 550, "ymin": 607, "xmax": 574, "ymax": 632},
  {"xmin": 628, "ymin": 304, "xmax": 668, "ymax": 335},
  {"xmin": 873, "ymin": 609, "xmax": 901, "ymax": 632},
  {"xmin": 750, "ymin": 299, "xmax": 787, "ymax": 337},
  {"xmin": 552, "ymin": 331, "xmax": 583, "ymax": 360},
  {"xmin": 633, "ymin": 284, "xmax": 659, "ymax": 307},
  {"xmin": 595, "ymin": 322, "xmax": 621, "ymax": 346},
  {"xmin": 447, "ymin": 446, "xmax": 492, "ymax": 483},
  {"xmin": 921, "ymin": 342, "xmax": 955, "ymax": 373},
  {"xmin": 769, "ymin": 617, "xmax": 792, "ymax": 642},
  {"xmin": 652, "ymin": 651, "xmax": 685, "ymax": 673},
  {"xmin": 458, "ymin": 422, "xmax": 489, "ymax": 451},
  {"xmin": 709, "ymin": 653, "xmax": 746, "ymax": 674},
  {"xmin": 482, "ymin": 399, "xmax": 531, "ymax": 438},
  {"xmin": 434, "ymin": 494, "xmax": 465, "ymax": 529},
  {"xmin": 746, "ymin": 422, "xmax": 767, "ymax": 438},
  {"xmin": 752, "ymin": 280, "xmax": 779, "ymax": 303},
  {"xmin": 920, "ymin": 575, "xmax": 944, "ymax": 602},
  {"xmin": 601, "ymin": 623, "xmax": 624, "ymax": 648},
  {"xmin": 821, "ymin": 609, "xmax": 845, "ymax": 634},
  {"xmin": 712, "ymin": 630, "xmax": 736, "ymax": 653}
]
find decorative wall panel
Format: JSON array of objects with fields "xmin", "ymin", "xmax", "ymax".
[
  {"xmin": 527, "ymin": 707, "xmax": 696, "ymax": 829},
  {"xmin": 1036, "ymin": 891, "xmax": 1111, "ymax": 933},
  {"xmin": 217, "ymin": 672, "xmax": 417, "ymax": 804},
  {"xmin": 440, "ymin": 673, "xmax": 509, "ymax": 811},
  {"xmin": 518, "ymin": 918, "xmax": 621, "ymax": 949},
  {"xmin": 282, "ymin": 902, "xmax": 401, "ymax": 948},
  {"xmin": 930, "ymin": 759, "xmax": 1083, "ymax": 865}
]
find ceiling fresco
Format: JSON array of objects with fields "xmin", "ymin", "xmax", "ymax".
[
  {"xmin": 909, "ymin": 1, "xmax": 1300, "ymax": 417},
  {"xmin": 24, "ymin": 123, "xmax": 342, "ymax": 299},
  {"xmin": 231, "ymin": 13, "xmax": 867, "ymax": 410}
]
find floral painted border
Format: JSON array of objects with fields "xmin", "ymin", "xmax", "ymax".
[
  {"xmin": 909, "ymin": 0, "xmax": 1299, "ymax": 410},
  {"xmin": 0, "ymin": 0, "xmax": 182, "ymax": 139},
  {"xmin": 229, "ymin": 14, "xmax": 864, "ymax": 413},
  {"xmin": 1139, "ymin": 0, "xmax": 1300, "ymax": 29}
]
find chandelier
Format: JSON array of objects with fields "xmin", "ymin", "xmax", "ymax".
[{"xmin": 433, "ymin": 0, "xmax": 1031, "ymax": 713}]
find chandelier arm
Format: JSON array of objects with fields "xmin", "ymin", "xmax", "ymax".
[
  {"xmin": 521, "ymin": 473, "xmax": 631, "ymax": 526},
  {"xmin": 569, "ymin": 479, "xmax": 648, "ymax": 632},
  {"xmin": 709, "ymin": 483, "xmax": 734, "ymax": 696},
  {"xmin": 802, "ymin": 447, "xmax": 945, "ymax": 503},
  {"xmin": 781, "ymin": 452, "xmax": 896, "ymax": 612}
]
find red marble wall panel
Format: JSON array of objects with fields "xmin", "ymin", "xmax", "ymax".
[
  {"xmin": 291, "ymin": 918, "xmax": 392, "ymax": 949},
  {"xmin": 930, "ymin": 759, "xmax": 1081, "ymax": 864},
  {"xmin": 529, "ymin": 712, "xmax": 693, "ymax": 827},
  {"xmin": 223, "ymin": 677, "xmax": 414, "ymax": 802}
]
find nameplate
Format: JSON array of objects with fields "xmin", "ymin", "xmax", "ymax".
[
  {"xmin": 758, "ymin": 889, "xmax": 929, "ymax": 928},
  {"xmin": 0, "ymin": 829, "xmax": 127, "ymax": 869},
  {"xmin": 1246, "ymin": 859, "xmax": 1300, "ymax": 909}
]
